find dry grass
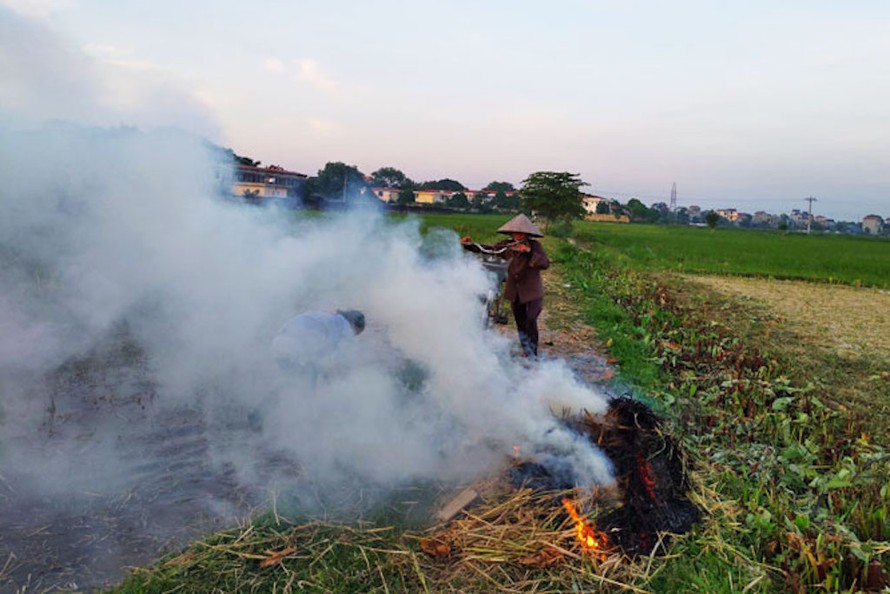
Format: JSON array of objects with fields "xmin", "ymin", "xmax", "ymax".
[
  {"xmin": 414, "ymin": 475, "xmax": 656, "ymax": 593},
  {"xmin": 114, "ymin": 468, "xmax": 690, "ymax": 593},
  {"xmin": 688, "ymin": 275, "xmax": 890, "ymax": 358},
  {"xmin": 685, "ymin": 274, "xmax": 890, "ymax": 444}
]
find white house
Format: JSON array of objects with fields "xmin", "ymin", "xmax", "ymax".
[{"xmin": 862, "ymin": 214, "xmax": 884, "ymax": 235}]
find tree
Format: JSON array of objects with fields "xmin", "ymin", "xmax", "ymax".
[
  {"xmin": 650, "ymin": 201, "xmax": 672, "ymax": 223},
  {"xmin": 447, "ymin": 192, "xmax": 470, "ymax": 209},
  {"xmin": 397, "ymin": 189, "xmax": 415, "ymax": 205},
  {"xmin": 418, "ymin": 178, "xmax": 466, "ymax": 191},
  {"xmin": 484, "ymin": 181, "xmax": 515, "ymax": 192},
  {"xmin": 313, "ymin": 162, "xmax": 367, "ymax": 200},
  {"xmin": 235, "ymin": 154, "xmax": 261, "ymax": 167},
  {"xmin": 370, "ymin": 167, "xmax": 410, "ymax": 188},
  {"xmin": 704, "ymin": 210, "xmax": 720, "ymax": 229},
  {"xmin": 518, "ymin": 171, "xmax": 587, "ymax": 229},
  {"xmin": 675, "ymin": 207, "xmax": 690, "ymax": 225},
  {"xmin": 471, "ymin": 193, "xmax": 494, "ymax": 213},
  {"xmin": 627, "ymin": 198, "xmax": 656, "ymax": 222},
  {"xmin": 210, "ymin": 143, "xmax": 261, "ymax": 167},
  {"xmin": 595, "ymin": 200, "xmax": 611, "ymax": 215},
  {"xmin": 493, "ymin": 190, "xmax": 518, "ymax": 210}
]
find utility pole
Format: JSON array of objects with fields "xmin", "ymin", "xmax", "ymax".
[
  {"xmin": 670, "ymin": 182, "xmax": 677, "ymax": 223},
  {"xmin": 804, "ymin": 196, "xmax": 817, "ymax": 234}
]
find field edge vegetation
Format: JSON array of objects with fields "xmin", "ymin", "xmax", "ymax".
[{"xmin": 557, "ymin": 233, "xmax": 889, "ymax": 592}]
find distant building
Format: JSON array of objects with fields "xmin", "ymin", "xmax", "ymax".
[
  {"xmin": 862, "ymin": 214, "xmax": 884, "ymax": 235},
  {"xmin": 229, "ymin": 164, "xmax": 306, "ymax": 200},
  {"xmin": 373, "ymin": 187, "xmax": 401, "ymax": 203},
  {"xmin": 371, "ymin": 186, "xmax": 515, "ymax": 207},
  {"xmin": 788, "ymin": 209, "xmax": 812, "ymax": 228},
  {"xmin": 413, "ymin": 189, "xmax": 450, "ymax": 205},
  {"xmin": 752, "ymin": 211, "xmax": 775, "ymax": 227},
  {"xmin": 582, "ymin": 194, "xmax": 609, "ymax": 215},
  {"xmin": 714, "ymin": 208, "xmax": 740, "ymax": 223}
]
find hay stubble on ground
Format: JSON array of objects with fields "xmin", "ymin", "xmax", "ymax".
[
  {"xmin": 689, "ymin": 275, "xmax": 890, "ymax": 358},
  {"xmin": 683, "ymin": 273, "xmax": 890, "ymax": 446}
]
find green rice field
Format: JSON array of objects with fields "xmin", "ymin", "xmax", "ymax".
[
  {"xmin": 418, "ymin": 213, "xmax": 890, "ymax": 288},
  {"xmin": 572, "ymin": 222, "xmax": 890, "ymax": 287}
]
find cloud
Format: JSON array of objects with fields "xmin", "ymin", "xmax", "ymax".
[
  {"xmin": 307, "ymin": 117, "xmax": 342, "ymax": 135},
  {"xmin": 263, "ymin": 57, "xmax": 286, "ymax": 73},
  {"xmin": 297, "ymin": 58, "xmax": 339, "ymax": 96},
  {"xmin": 0, "ymin": 0, "xmax": 72, "ymax": 19}
]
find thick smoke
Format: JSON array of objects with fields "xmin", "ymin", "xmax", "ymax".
[
  {"xmin": 0, "ymin": 122, "xmax": 612, "ymax": 502},
  {"xmin": 0, "ymin": 7, "xmax": 612, "ymax": 587},
  {"xmin": 0, "ymin": 10, "xmax": 612, "ymax": 586}
]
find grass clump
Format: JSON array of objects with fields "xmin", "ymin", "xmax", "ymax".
[{"xmin": 113, "ymin": 516, "xmax": 428, "ymax": 593}]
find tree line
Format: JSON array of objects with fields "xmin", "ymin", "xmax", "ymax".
[
  {"xmin": 229, "ymin": 148, "xmax": 862, "ymax": 232},
  {"xmin": 298, "ymin": 162, "xmax": 697, "ymax": 228},
  {"xmin": 298, "ymin": 161, "xmax": 589, "ymax": 231}
]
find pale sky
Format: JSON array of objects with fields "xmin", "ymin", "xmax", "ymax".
[{"xmin": 2, "ymin": 0, "xmax": 888, "ymax": 220}]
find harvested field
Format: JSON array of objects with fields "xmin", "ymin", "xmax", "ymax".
[
  {"xmin": 687, "ymin": 275, "xmax": 890, "ymax": 359},
  {"xmin": 685, "ymin": 274, "xmax": 890, "ymax": 446}
]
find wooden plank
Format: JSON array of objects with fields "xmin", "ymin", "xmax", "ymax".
[{"xmin": 434, "ymin": 487, "xmax": 479, "ymax": 523}]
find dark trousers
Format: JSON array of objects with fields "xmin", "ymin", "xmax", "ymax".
[{"xmin": 510, "ymin": 297, "xmax": 543, "ymax": 357}]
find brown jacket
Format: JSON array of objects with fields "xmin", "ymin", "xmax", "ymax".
[{"xmin": 465, "ymin": 239, "xmax": 550, "ymax": 303}]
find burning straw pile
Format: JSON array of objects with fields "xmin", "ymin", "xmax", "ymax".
[
  {"xmin": 112, "ymin": 397, "xmax": 701, "ymax": 593},
  {"xmin": 413, "ymin": 396, "xmax": 701, "ymax": 590},
  {"xmin": 572, "ymin": 396, "xmax": 701, "ymax": 555}
]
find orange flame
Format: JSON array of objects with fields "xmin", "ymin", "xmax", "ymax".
[
  {"xmin": 562, "ymin": 498, "xmax": 608, "ymax": 554},
  {"xmin": 637, "ymin": 453, "xmax": 658, "ymax": 503}
]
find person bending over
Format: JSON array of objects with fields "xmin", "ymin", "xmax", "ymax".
[{"xmin": 271, "ymin": 309, "xmax": 365, "ymax": 380}]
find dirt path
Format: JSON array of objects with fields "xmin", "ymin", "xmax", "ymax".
[{"xmin": 501, "ymin": 266, "xmax": 616, "ymax": 387}]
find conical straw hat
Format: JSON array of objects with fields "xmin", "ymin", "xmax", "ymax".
[{"xmin": 497, "ymin": 213, "xmax": 543, "ymax": 237}]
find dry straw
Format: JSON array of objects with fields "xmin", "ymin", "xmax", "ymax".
[{"xmin": 121, "ymin": 470, "xmax": 683, "ymax": 593}]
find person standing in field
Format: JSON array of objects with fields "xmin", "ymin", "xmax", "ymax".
[{"xmin": 461, "ymin": 214, "xmax": 550, "ymax": 359}]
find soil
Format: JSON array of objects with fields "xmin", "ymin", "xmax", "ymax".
[{"xmin": 0, "ymin": 388, "xmax": 267, "ymax": 593}]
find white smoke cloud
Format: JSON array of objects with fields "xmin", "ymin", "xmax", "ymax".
[
  {"xmin": 0, "ymin": 6, "xmax": 218, "ymax": 137},
  {"xmin": 0, "ymin": 6, "xmax": 613, "ymax": 586},
  {"xmin": 0, "ymin": 119, "xmax": 612, "ymax": 487},
  {"xmin": 0, "ymin": 122, "xmax": 613, "ymax": 501}
]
